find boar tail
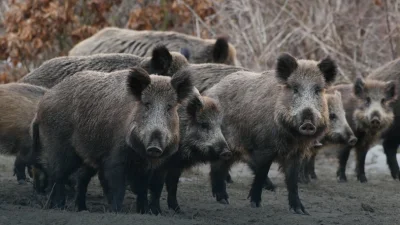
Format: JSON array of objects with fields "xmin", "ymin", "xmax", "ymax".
[{"xmin": 30, "ymin": 114, "xmax": 41, "ymax": 166}]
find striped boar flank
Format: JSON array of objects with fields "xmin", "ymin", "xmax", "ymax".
[
  {"xmin": 69, "ymin": 27, "xmax": 238, "ymax": 66},
  {"xmin": 20, "ymin": 46, "xmax": 188, "ymax": 88}
]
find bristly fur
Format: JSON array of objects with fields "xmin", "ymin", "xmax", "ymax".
[{"xmin": 68, "ymin": 27, "xmax": 239, "ymax": 66}]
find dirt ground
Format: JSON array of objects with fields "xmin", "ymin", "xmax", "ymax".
[{"xmin": 1, "ymin": 147, "xmax": 400, "ymax": 225}]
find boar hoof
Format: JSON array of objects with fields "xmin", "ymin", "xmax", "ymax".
[
  {"xmin": 213, "ymin": 191, "xmax": 229, "ymax": 204},
  {"xmin": 264, "ymin": 183, "xmax": 276, "ymax": 192},
  {"xmin": 17, "ymin": 179, "xmax": 27, "ymax": 185},
  {"xmin": 250, "ymin": 201, "xmax": 261, "ymax": 208},
  {"xmin": 337, "ymin": 173, "xmax": 347, "ymax": 183},
  {"xmin": 310, "ymin": 173, "xmax": 318, "ymax": 180},
  {"xmin": 149, "ymin": 206, "xmax": 162, "ymax": 215},
  {"xmin": 357, "ymin": 174, "xmax": 368, "ymax": 183},
  {"xmin": 218, "ymin": 199, "xmax": 229, "ymax": 205},
  {"xmin": 226, "ymin": 174, "xmax": 234, "ymax": 184},
  {"xmin": 289, "ymin": 196, "xmax": 309, "ymax": 215}
]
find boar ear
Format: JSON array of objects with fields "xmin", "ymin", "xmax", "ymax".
[
  {"xmin": 353, "ymin": 76, "xmax": 365, "ymax": 97},
  {"xmin": 276, "ymin": 53, "xmax": 297, "ymax": 82},
  {"xmin": 171, "ymin": 69, "xmax": 193, "ymax": 103},
  {"xmin": 186, "ymin": 95, "xmax": 204, "ymax": 119},
  {"xmin": 318, "ymin": 56, "xmax": 337, "ymax": 86},
  {"xmin": 180, "ymin": 48, "xmax": 191, "ymax": 60},
  {"xmin": 150, "ymin": 45, "xmax": 173, "ymax": 75},
  {"xmin": 213, "ymin": 37, "xmax": 229, "ymax": 63},
  {"xmin": 127, "ymin": 67, "xmax": 151, "ymax": 99},
  {"xmin": 385, "ymin": 80, "xmax": 398, "ymax": 101}
]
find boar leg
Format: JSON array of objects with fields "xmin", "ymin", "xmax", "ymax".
[
  {"xmin": 47, "ymin": 150, "xmax": 81, "ymax": 209},
  {"xmin": 248, "ymin": 158, "xmax": 273, "ymax": 208},
  {"xmin": 355, "ymin": 148, "xmax": 368, "ymax": 183},
  {"xmin": 226, "ymin": 173, "xmax": 234, "ymax": 183},
  {"xmin": 307, "ymin": 153, "xmax": 318, "ymax": 180},
  {"xmin": 263, "ymin": 176, "xmax": 276, "ymax": 191},
  {"xmin": 75, "ymin": 165, "xmax": 97, "ymax": 211},
  {"xmin": 128, "ymin": 171, "xmax": 149, "ymax": 214},
  {"xmin": 98, "ymin": 169, "xmax": 111, "ymax": 204},
  {"xmin": 210, "ymin": 160, "xmax": 233, "ymax": 204},
  {"xmin": 165, "ymin": 167, "xmax": 183, "ymax": 212},
  {"xmin": 285, "ymin": 157, "xmax": 309, "ymax": 215},
  {"xmin": 13, "ymin": 155, "xmax": 28, "ymax": 184},
  {"xmin": 149, "ymin": 169, "xmax": 167, "ymax": 215},
  {"xmin": 298, "ymin": 158, "xmax": 310, "ymax": 184},
  {"xmin": 382, "ymin": 138, "xmax": 400, "ymax": 180},
  {"xmin": 336, "ymin": 146, "xmax": 352, "ymax": 182},
  {"xmin": 103, "ymin": 162, "xmax": 126, "ymax": 212}
]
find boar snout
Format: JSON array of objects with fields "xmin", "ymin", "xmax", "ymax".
[
  {"xmin": 299, "ymin": 120, "xmax": 316, "ymax": 135},
  {"xmin": 219, "ymin": 149, "xmax": 232, "ymax": 160},
  {"xmin": 146, "ymin": 130, "xmax": 165, "ymax": 158},
  {"xmin": 146, "ymin": 146, "xmax": 163, "ymax": 158},
  {"xmin": 348, "ymin": 136, "xmax": 358, "ymax": 146},
  {"xmin": 370, "ymin": 117, "xmax": 381, "ymax": 128}
]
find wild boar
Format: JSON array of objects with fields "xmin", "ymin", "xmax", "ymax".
[
  {"xmin": 0, "ymin": 83, "xmax": 47, "ymax": 184},
  {"xmin": 19, "ymin": 46, "xmax": 188, "ymax": 88},
  {"xmin": 32, "ymin": 67, "xmax": 193, "ymax": 212},
  {"xmin": 298, "ymin": 91, "xmax": 357, "ymax": 184},
  {"xmin": 69, "ymin": 27, "xmax": 239, "ymax": 65},
  {"xmin": 332, "ymin": 77, "xmax": 397, "ymax": 182},
  {"xmin": 368, "ymin": 58, "xmax": 400, "ymax": 180},
  {"xmin": 205, "ymin": 53, "xmax": 337, "ymax": 214}
]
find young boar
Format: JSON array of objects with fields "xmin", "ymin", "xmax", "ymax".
[
  {"xmin": 32, "ymin": 68, "xmax": 193, "ymax": 212},
  {"xmin": 368, "ymin": 58, "xmax": 400, "ymax": 180},
  {"xmin": 19, "ymin": 46, "xmax": 188, "ymax": 88},
  {"xmin": 332, "ymin": 77, "xmax": 397, "ymax": 182},
  {"xmin": 298, "ymin": 91, "xmax": 358, "ymax": 184},
  {"xmin": 205, "ymin": 53, "xmax": 337, "ymax": 214},
  {"xmin": 68, "ymin": 27, "xmax": 239, "ymax": 65},
  {"xmin": 0, "ymin": 83, "xmax": 47, "ymax": 184},
  {"xmin": 162, "ymin": 94, "xmax": 231, "ymax": 213}
]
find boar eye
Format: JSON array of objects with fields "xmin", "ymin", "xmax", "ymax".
[
  {"xmin": 200, "ymin": 123, "xmax": 210, "ymax": 129},
  {"xmin": 315, "ymin": 87, "xmax": 322, "ymax": 95},
  {"xmin": 329, "ymin": 113, "xmax": 337, "ymax": 120},
  {"xmin": 167, "ymin": 104, "xmax": 173, "ymax": 111},
  {"xmin": 381, "ymin": 98, "xmax": 386, "ymax": 105},
  {"xmin": 293, "ymin": 87, "xmax": 299, "ymax": 94},
  {"xmin": 365, "ymin": 97, "xmax": 371, "ymax": 106},
  {"xmin": 144, "ymin": 102, "xmax": 151, "ymax": 110}
]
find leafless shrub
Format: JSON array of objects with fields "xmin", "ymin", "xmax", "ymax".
[{"xmin": 207, "ymin": 0, "xmax": 400, "ymax": 83}]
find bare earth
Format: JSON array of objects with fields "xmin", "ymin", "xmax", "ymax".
[{"xmin": 1, "ymin": 147, "xmax": 400, "ymax": 225}]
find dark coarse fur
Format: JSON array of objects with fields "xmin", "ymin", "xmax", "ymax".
[
  {"xmin": 69, "ymin": 27, "xmax": 239, "ymax": 65},
  {"xmin": 0, "ymin": 83, "xmax": 47, "ymax": 184},
  {"xmin": 368, "ymin": 58, "xmax": 400, "ymax": 180},
  {"xmin": 19, "ymin": 46, "xmax": 188, "ymax": 88},
  {"xmin": 32, "ymin": 68, "xmax": 193, "ymax": 213},
  {"xmin": 112, "ymin": 92, "xmax": 231, "ymax": 214},
  {"xmin": 298, "ymin": 91, "xmax": 357, "ymax": 184},
  {"xmin": 331, "ymin": 77, "xmax": 397, "ymax": 183},
  {"xmin": 204, "ymin": 53, "xmax": 337, "ymax": 214},
  {"xmin": 163, "ymin": 94, "xmax": 231, "ymax": 212},
  {"xmin": 177, "ymin": 63, "xmax": 250, "ymax": 94}
]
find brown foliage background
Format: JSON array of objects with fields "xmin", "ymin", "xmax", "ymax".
[{"xmin": 0, "ymin": 0, "xmax": 399, "ymax": 84}]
